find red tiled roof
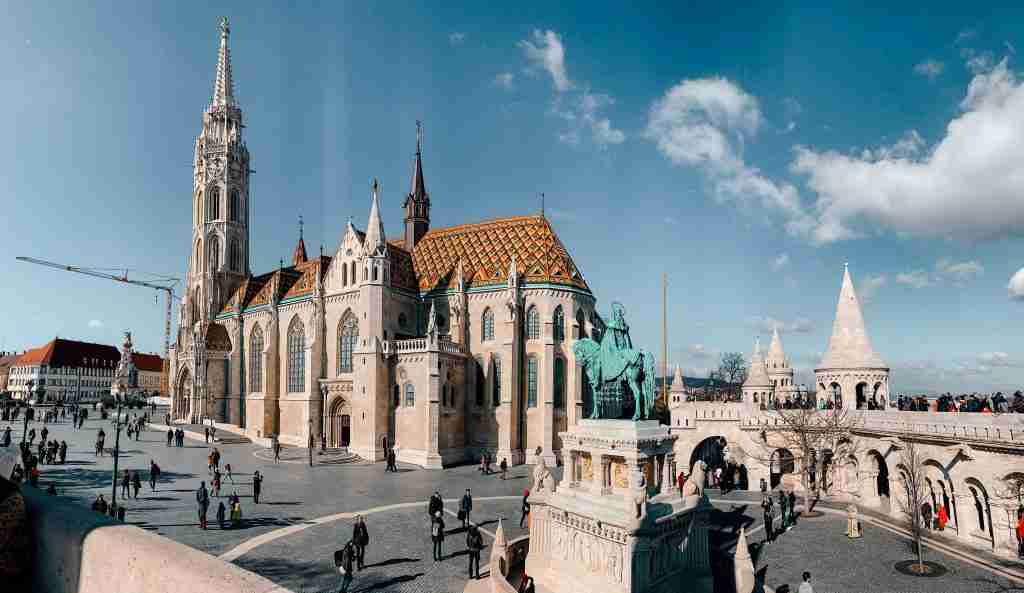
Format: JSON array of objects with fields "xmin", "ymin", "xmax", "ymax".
[
  {"xmin": 134, "ymin": 353, "xmax": 165, "ymax": 373},
  {"xmin": 14, "ymin": 339, "xmax": 119, "ymax": 369}
]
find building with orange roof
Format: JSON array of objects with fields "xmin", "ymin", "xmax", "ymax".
[{"xmin": 169, "ymin": 21, "xmax": 600, "ymax": 467}]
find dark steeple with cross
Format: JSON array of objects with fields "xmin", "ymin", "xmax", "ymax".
[{"xmin": 403, "ymin": 120, "xmax": 431, "ymax": 249}]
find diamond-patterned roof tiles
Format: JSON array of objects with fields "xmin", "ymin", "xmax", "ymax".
[{"xmin": 410, "ymin": 215, "xmax": 588, "ymax": 293}]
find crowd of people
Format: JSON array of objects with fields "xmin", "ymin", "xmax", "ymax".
[{"xmin": 897, "ymin": 391, "xmax": 1024, "ymax": 413}]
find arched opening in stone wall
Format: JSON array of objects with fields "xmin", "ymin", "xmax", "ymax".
[
  {"xmin": 830, "ymin": 382, "xmax": 842, "ymax": 409},
  {"xmin": 855, "ymin": 382, "xmax": 868, "ymax": 409},
  {"xmin": 965, "ymin": 478, "xmax": 994, "ymax": 545},
  {"xmin": 175, "ymin": 367, "xmax": 192, "ymax": 420},
  {"xmin": 868, "ymin": 450, "xmax": 890, "ymax": 509},
  {"xmin": 770, "ymin": 448, "xmax": 795, "ymax": 489}
]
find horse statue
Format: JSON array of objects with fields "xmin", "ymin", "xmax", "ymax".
[{"xmin": 572, "ymin": 302, "xmax": 657, "ymax": 421}]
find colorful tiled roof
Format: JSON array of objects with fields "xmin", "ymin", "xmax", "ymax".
[
  {"xmin": 134, "ymin": 353, "xmax": 166, "ymax": 373},
  {"xmin": 218, "ymin": 256, "xmax": 333, "ymax": 316},
  {"xmin": 410, "ymin": 215, "xmax": 588, "ymax": 292},
  {"xmin": 14, "ymin": 339, "xmax": 120, "ymax": 369},
  {"xmin": 388, "ymin": 241, "xmax": 418, "ymax": 292}
]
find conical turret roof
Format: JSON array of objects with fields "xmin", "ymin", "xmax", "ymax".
[
  {"xmin": 818, "ymin": 264, "xmax": 886, "ymax": 370},
  {"xmin": 292, "ymin": 217, "xmax": 307, "ymax": 266},
  {"xmin": 211, "ymin": 18, "xmax": 236, "ymax": 108},
  {"xmin": 766, "ymin": 325, "xmax": 787, "ymax": 367},
  {"xmin": 743, "ymin": 339, "xmax": 771, "ymax": 388},
  {"xmin": 364, "ymin": 179, "xmax": 387, "ymax": 256},
  {"xmin": 670, "ymin": 365, "xmax": 686, "ymax": 393}
]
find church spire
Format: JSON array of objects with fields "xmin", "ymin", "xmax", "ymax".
[
  {"xmin": 292, "ymin": 215, "xmax": 307, "ymax": 266},
  {"xmin": 767, "ymin": 323, "xmax": 786, "ymax": 366},
  {"xmin": 403, "ymin": 120, "xmax": 431, "ymax": 249},
  {"xmin": 364, "ymin": 179, "xmax": 387, "ymax": 256},
  {"xmin": 818, "ymin": 264, "xmax": 886, "ymax": 369},
  {"xmin": 211, "ymin": 17, "xmax": 236, "ymax": 108}
]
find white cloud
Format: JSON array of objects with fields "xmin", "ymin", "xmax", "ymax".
[
  {"xmin": 978, "ymin": 351, "xmax": 1015, "ymax": 367},
  {"xmin": 772, "ymin": 253, "xmax": 790, "ymax": 270},
  {"xmin": 88, "ymin": 319, "xmax": 103, "ymax": 329},
  {"xmin": 1008, "ymin": 267, "xmax": 1024, "ymax": 299},
  {"xmin": 493, "ymin": 72, "xmax": 515, "ymax": 90},
  {"xmin": 914, "ymin": 59, "xmax": 945, "ymax": 80},
  {"xmin": 895, "ymin": 269, "xmax": 931, "ymax": 289},
  {"xmin": 645, "ymin": 77, "xmax": 812, "ymax": 235},
  {"xmin": 518, "ymin": 30, "xmax": 571, "ymax": 92},
  {"xmin": 793, "ymin": 58, "xmax": 1024, "ymax": 244},
  {"xmin": 448, "ymin": 32, "xmax": 466, "ymax": 46},
  {"xmin": 935, "ymin": 257, "xmax": 983, "ymax": 285},
  {"xmin": 858, "ymin": 274, "xmax": 887, "ymax": 303},
  {"xmin": 747, "ymin": 316, "xmax": 813, "ymax": 334}
]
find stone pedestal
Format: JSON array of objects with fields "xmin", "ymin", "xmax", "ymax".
[{"xmin": 525, "ymin": 420, "xmax": 714, "ymax": 593}]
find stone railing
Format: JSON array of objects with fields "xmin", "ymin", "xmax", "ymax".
[
  {"xmin": 393, "ymin": 338, "xmax": 427, "ymax": 352},
  {"xmin": 741, "ymin": 410, "xmax": 1024, "ymax": 446},
  {"xmin": 438, "ymin": 337, "xmax": 466, "ymax": 355},
  {"xmin": 21, "ymin": 485, "xmax": 290, "ymax": 593},
  {"xmin": 390, "ymin": 336, "xmax": 466, "ymax": 356}
]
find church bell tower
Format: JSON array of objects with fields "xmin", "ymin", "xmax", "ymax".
[
  {"xmin": 403, "ymin": 121, "xmax": 431, "ymax": 249},
  {"xmin": 185, "ymin": 17, "xmax": 251, "ymax": 328}
]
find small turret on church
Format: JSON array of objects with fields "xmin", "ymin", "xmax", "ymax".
[{"xmin": 403, "ymin": 122, "xmax": 431, "ymax": 249}]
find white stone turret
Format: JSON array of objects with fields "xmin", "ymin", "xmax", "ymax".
[
  {"xmin": 765, "ymin": 324, "xmax": 794, "ymax": 397},
  {"xmin": 742, "ymin": 339, "xmax": 772, "ymax": 408},
  {"xmin": 815, "ymin": 264, "xmax": 890, "ymax": 409}
]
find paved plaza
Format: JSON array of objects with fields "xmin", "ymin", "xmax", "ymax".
[{"xmin": 10, "ymin": 410, "xmax": 1022, "ymax": 593}]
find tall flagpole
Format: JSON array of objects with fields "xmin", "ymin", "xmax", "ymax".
[{"xmin": 662, "ymin": 272, "xmax": 668, "ymax": 404}]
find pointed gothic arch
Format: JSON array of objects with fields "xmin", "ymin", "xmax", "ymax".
[
  {"xmin": 481, "ymin": 307, "xmax": 495, "ymax": 342},
  {"xmin": 287, "ymin": 316, "xmax": 306, "ymax": 393},
  {"xmin": 337, "ymin": 311, "xmax": 358, "ymax": 374},
  {"xmin": 576, "ymin": 309, "xmax": 587, "ymax": 339},
  {"xmin": 229, "ymin": 238, "xmax": 241, "ymax": 272},
  {"xmin": 208, "ymin": 235, "xmax": 221, "ymax": 273},
  {"xmin": 207, "ymin": 185, "xmax": 221, "ymax": 221},
  {"xmin": 249, "ymin": 324, "xmax": 264, "ymax": 392},
  {"xmin": 526, "ymin": 305, "xmax": 540, "ymax": 340},
  {"xmin": 229, "ymin": 189, "xmax": 240, "ymax": 222},
  {"xmin": 553, "ymin": 305, "xmax": 565, "ymax": 342}
]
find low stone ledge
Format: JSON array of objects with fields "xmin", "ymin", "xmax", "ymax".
[{"xmin": 22, "ymin": 486, "xmax": 292, "ymax": 593}]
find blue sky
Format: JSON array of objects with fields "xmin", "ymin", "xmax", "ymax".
[{"xmin": 3, "ymin": 2, "xmax": 1024, "ymax": 393}]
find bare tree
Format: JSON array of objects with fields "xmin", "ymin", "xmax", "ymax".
[
  {"xmin": 717, "ymin": 352, "xmax": 748, "ymax": 385},
  {"xmin": 894, "ymin": 440, "xmax": 930, "ymax": 574},
  {"xmin": 737, "ymin": 407, "xmax": 863, "ymax": 513}
]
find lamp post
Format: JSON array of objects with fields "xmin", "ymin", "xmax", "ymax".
[
  {"xmin": 319, "ymin": 384, "xmax": 328, "ymax": 452},
  {"xmin": 307, "ymin": 418, "xmax": 313, "ymax": 467},
  {"xmin": 110, "ymin": 384, "xmax": 125, "ymax": 506},
  {"xmin": 21, "ymin": 380, "xmax": 34, "ymax": 444}
]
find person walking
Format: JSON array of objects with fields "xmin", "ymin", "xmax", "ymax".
[
  {"xmin": 500, "ymin": 458, "xmax": 508, "ymax": 480},
  {"xmin": 778, "ymin": 490, "xmax": 788, "ymax": 530},
  {"xmin": 798, "ymin": 571, "xmax": 814, "ymax": 593},
  {"xmin": 212, "ymin": 469, "xmax": 222, "ymax": 498},
  {"xmin": 921, "ymin": 502, "xmax": 932, "ymax": 531},
  {"xmin": 166, "ymin": 429, "xmax": 173, "ymax": 447},
  {"xmin": 466, "ymin": 523, "xmax": 484, "ymax": 579},
  {"xmin": 230, "ymin": 496, "xmax": 242, "ymax": 528},
  {"xmin": 431, "ymin": 511, "xmax": 446, "ymax": 561},
  {"xmin": 459, "ymin": 489, "xmax": 473, "ymax": 529},
  {"xmin": 216, "ymin": 501, "xmax": 226, "ymax": 529},
  {"xmin": 252, "ymin": 470, "xmax": 262, "ymax": 504},
  {"xmin": 677, "ymin": 470, "xmax": 686, "ymax": 498},
  {"xmin": 196, "ymin": 481, "xmax": 210, "ymax": 529},
  {"xmin": 334, "ymin": 541, "xmax": 355, "ymax": 593},
  {"xmin": 204, "ymin": 427, "xmax": 210, "ymax": 444},
  {"xmin": 58, "ymin": 440, "xmax": 67, "ymax": 464},
  {"xmin": 520, "ymin": 490, "xmax": 531, "ymax": 529},
  {"xmin": 937, "ymin": 504, "xmax": 948, "ymax": 531},
  {"xmin": 762, "ymin": 494, "xmax": 775, "ymax": 544},
  {"xmin": 273, "ymin": 437, "xmax": 281, "ymax": 462},
  {"xmin": 428, "ymin": 491, "xmax": 443, "ymax": 519},
  {"xmin": 353, "ymin": 515, "xmax": 369, "ymax": 571},
  {"xmin": 225, "ymin": 463, "xmax": 234, "ymax": 484},
  {"xmin": 121, "ymin": 469, "xmax": 131, "ymax": 499},
  {"xmin": 149, "ymin": 460, "xmax": 161, "ymax": 490},
  {"xmin": 131, "ymin": 471, "xmax": 141, "ymax": 499},
  {"xmin": 788, "ymin": 490, "xmax": 797, "ymax": 528}
]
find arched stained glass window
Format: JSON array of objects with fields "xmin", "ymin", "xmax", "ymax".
[
  {"xmin": 207, "ymin": 186, "xmax": 220, "ymax": 221},
  {"xmin": 527, "ymin": 356, "xmax": 538, "ymax": 408},
  {"xmin": 554, "ymin": 357, "xmax": 565, "ymax": 409},
  {"xmin": 405, "ymin": 383, "xmax": 415, "ymax": 406},
  {"xmin": 526, "ymin": 306, "xmax": 540, "ymax": 340},
  {"xmin": 338, "ymin": 315, "xmax": 358, "ymax": 373},
  {"xmin": 482, "ymin": 308, "xmax": 494, "ymax": 342},
  {"xmin": 492, "ymin": 356, "xmax": 502, "ymax": 406},
  {"xmin": 287, "ymin": 317, "xmax": 305, "ymax": 392},
  {"xmin": 229, "ymin": 189, "xmax": 240, "ymax": 222},
  {"xmin": 229, "ymin": 239, "xmax": 241, "ymax": 272},
  {"xmin": 553, "ymin": 306, "xmax": 565, "ymax": 342},
  {"xmin": 249, "ymin": 325, "xmax": 263, "ymax": 392},
  {"xmin": 208, "ymin": 236, "xmax": 220, "ymax": 273}
]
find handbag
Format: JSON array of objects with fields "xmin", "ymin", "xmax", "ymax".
[{"xmin": 458, "ymin": 509, "xmax": 466, "ymax": 521}]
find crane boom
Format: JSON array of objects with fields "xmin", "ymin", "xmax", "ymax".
[{"xmin": 16, "ymin": 256, "xmax": 179, "ymax": 397}]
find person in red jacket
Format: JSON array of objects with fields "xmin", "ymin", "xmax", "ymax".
[{"xmin": 1015, "ymin": 512, "xmax": 1024, "ymax": 558}]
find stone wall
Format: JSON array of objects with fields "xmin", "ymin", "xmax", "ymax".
[{"xmin": 22, "ymin": 486, "xmax": 290, "ymax": 593}]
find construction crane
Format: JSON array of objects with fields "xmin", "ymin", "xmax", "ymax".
[{"xmin": 16, "ymin": 256, "xmax": 179, "ymax": 397}]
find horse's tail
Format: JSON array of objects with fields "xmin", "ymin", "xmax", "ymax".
[{"xmin": 643, "ymin": 351, "xmax": 657, "ymax": 418}]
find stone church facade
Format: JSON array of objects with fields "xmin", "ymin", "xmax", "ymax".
[{"xmin": 169, "ymin": 20, "xmax": 598, "ymax": 468}]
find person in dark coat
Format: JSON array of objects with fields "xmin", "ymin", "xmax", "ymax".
[
  {"xmin": 787, "ymin": 490, "xmax": 797, "ymax": 528},
  {"xmin": 335, "ymin": 540, "xmax": 355, "ymax": 593},
  {"xmin": 166, "ymin": 428, "xmax": 173, "ymax": 446},
  {"xmin": 58, "ymin": 440, "xmax": 67, "ymax": 463},
  {"xmin": 778, "ymin": 490, "xmax": 788, "ymax": 530},
  {"xmin": 466, "ymin": 524, "xmax": 484, "ymax": 579},
  {"xmin": 459, "ymin": 489, "xmax": 473, "ymax": 528},
  {"xmin": 520, "ymin": 490, "xmax": 531, "ymax": 528},
  {"xmin": 149, "ymin": 460, "xmax": 160, "ymax": 490},
  {"xmin": 216, "ymin": 501, "xmax": 226, "ymax": 529},
  {"xmin": 428, "ymin": 491, "xmax": 443, "ymax": 518},
  {"xmin": 431, "ymin": 512, "xmax": 446, "ymax": 561},
  {"xmin": 762, "ymin": 494, "xmax": 775, "ymax": 543},
  {"xmin": 252, "ymin": 470, "xmax": 262, "ymax": 504},
  {"xmin": 352, "ymin": 515, "xmax": 369, "ymax": 570},
  {"xmin": 131, "ymin": 471, "xmax": 142, "ymax": 499},
  {"xmin": 196, "ymin": 481, "xmax": 210, "ymax": 529}
]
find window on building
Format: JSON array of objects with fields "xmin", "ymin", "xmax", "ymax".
[
  {"xmin": 338, "ymin": 315, "xmax": 358, "ymax": 373},
  {"xmin": 287, "ymin": 317, "xmax": 305, "ymax": 392},
  {"xmin": 208, "ymin": 236, "xmax": 220, "ymax": 273},
  {"xmin": 342, "ymin": 262, "xmax": 348, "ymax": 286},
  {"xmin": 229, "ymin": 239, "xmax": 241, "ymax": 272},
  {"xmin": 350, "ymin": 261, "xmax": 356, "ymax": 285},
  {"xmin": 475, "ymin": 360, "xmax": 485, "ymax": 406},
  {"xmin": 527, "ymin": 356, "xmax": 538, "ymax": 408},
  {"xmin": 482, "ymin": 308, "xmax": 494, "ymax": 341},
  {"xmin": 526, "ymin": 306, "xmax": 540, "ymax": 340},
  {"xmin": 249, "ymin": 325, "xmax": 263, "ymax": 392},
  {"xmin": 207, "ymin": 186, "xmax": 220, "ymax": 221},
  {"xmin": 553, "ymin": 305, "xmax": 565, "ymax": 342},
  {"xmin": 554, "ymin": 357, "xmax": 565, "ymax": 409},
  {"xmin": 576, "ymin": 309, "xmax": 586, "ymax": 339},
  {"xmin": 405, "ymin": 383, "xmax": 415, "ymax": 406},
  {"xmin": 492, "ymin": 356, "xmax": 501, "ymax": 406},
  {"xmin": 229, "ymin": 189, "xmax": 240, "ymax": 222}
]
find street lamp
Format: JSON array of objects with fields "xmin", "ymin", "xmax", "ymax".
[
  {"xmin": 319, "ymin": 383, "xmax": 328, "ymax": 453},
  {"xmin": 307, "ymin": 418, "xmax": 313, "ymax": 467}
]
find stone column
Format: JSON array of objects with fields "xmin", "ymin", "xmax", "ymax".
[
  {"xmin": 426, "ymin": 350, "xmax": 442, "ymax": 468},
  {"xmin": 594, "ymin": 454, "xmax": 607, "ymax": 494},
  {"xmin": 541, "ymin": 316, "xmax": 555, "ymax": 465}
]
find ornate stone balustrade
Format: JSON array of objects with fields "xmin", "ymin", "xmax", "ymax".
[
  {"xmin": 393, "ymin": 338, "xmax": 427, "ymax": 352},
  {"xmin": 390, "ymin": 336, "xmax": 465, "ymax": 356}
]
